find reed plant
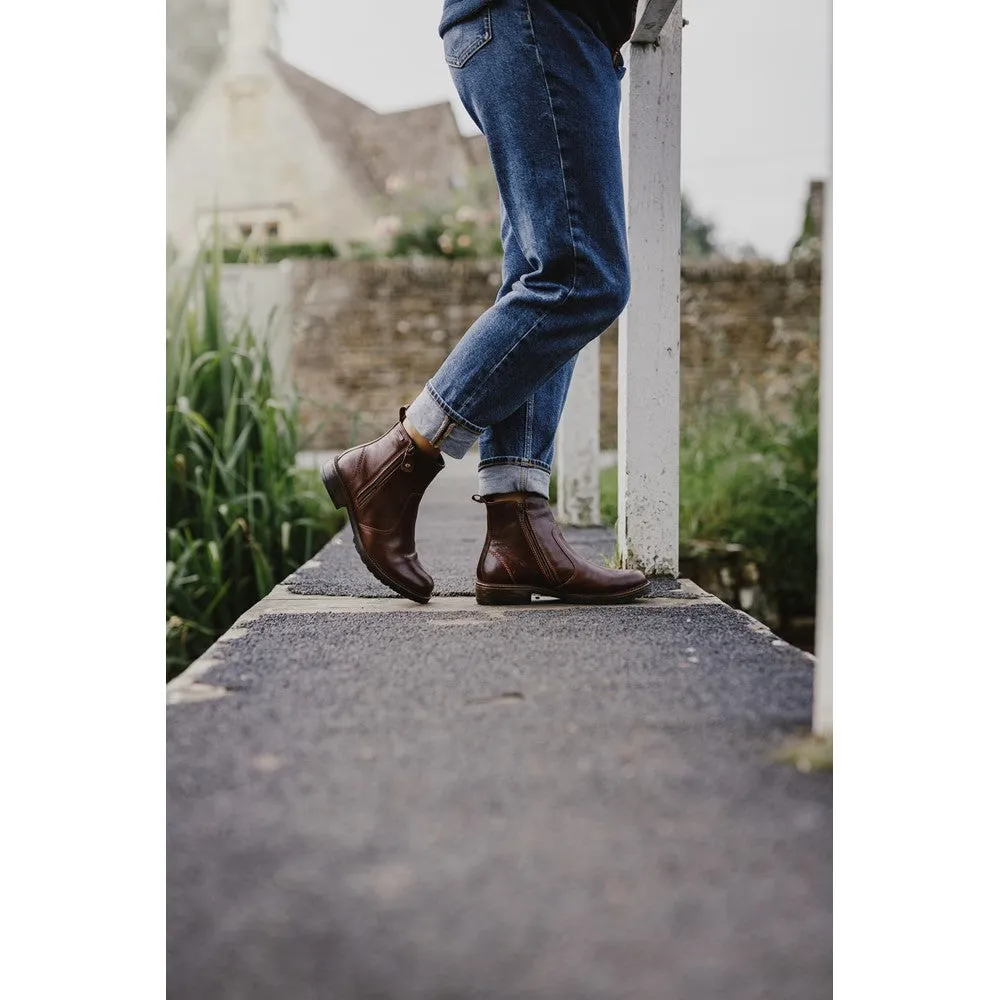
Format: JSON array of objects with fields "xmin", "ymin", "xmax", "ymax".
[{"xmin": 166, "ymin": 252, "xmax": 342, "ymax": 679}]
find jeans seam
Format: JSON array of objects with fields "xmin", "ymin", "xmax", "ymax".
[
  {"xmin": 455, "ymin": 0, "xmax": 580, "ymax": 420},
  {"xmin": 427, "ymin": 380, "xmax": 485, "ymax": 435},
  {"xmin": 523, "ymin": 395, "xmax": 534, "ymax": 463},
  {"xmin": 478, "ymin": 457, "xmax": 553, "ymax": 472},
  {"xmin": 444, "ymin": 5, "xmax": 493, "ymax": 68},
  {"xmin": 431, "ymin": 413, "xmax": 450, "ymax": 442}
]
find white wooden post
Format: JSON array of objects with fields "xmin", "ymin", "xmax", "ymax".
[
  {"xmin": 556, "ymin": 339, "xmax": 602, "ymax": 526},
  {"xmin": 618, "ymin": 0, "xmax": 683, "ymax": 575},
  {"xmin": 813, "ymin": 180, "xmax": 832, "ymax": 736}
]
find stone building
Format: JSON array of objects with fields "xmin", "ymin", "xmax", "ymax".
[
  {"xmin": 167, "ymin": 0, "xmax": 489, "ymax": 255},
  {"xmin": 166, "ymin": 0, "xmax": 228, "ymax": 135}
]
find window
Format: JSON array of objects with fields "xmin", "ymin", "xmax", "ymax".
[
  {"xmin": 265, "ymin": 222, "xmax": 280, "ymax": 240},
  {"xmin": 239, "ymin": 224, "xmax": 253, "ymax": 240}
]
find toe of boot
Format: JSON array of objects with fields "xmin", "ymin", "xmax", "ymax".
[
  {"xmin": 610, "ymin": 568, "xmax": 651, "ymax": 597},
  {"xmin": 389, "ymin": 558, "xmax": 434, "ymax": 603}
]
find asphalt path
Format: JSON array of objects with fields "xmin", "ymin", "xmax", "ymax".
[{"xmin": 167, "ymin": 455, "xmax": 831, "ymax": 999}]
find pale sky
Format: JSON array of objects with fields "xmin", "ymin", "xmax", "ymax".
[{"xmin": 278, "ymin": 0, "xmax": 830, "ymax": 260}]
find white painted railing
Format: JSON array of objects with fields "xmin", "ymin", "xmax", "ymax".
[
  {"xmin": 813, "ymin": 180, "xmax": 832, "ymax": 737},
  {"xmin": 617, "ymin": 0, "xmax": 683, "ymax": 573},
  {"xmin": 556, "ymin": 1, "xmax": 833, "ymax": 737},
  {"xmin": 557, "ymin": 0, "xmax": 683, "ymax": 581},
  {"xmin": 555, "ymin": 340, "xmax": 602, "ymax": 525}
]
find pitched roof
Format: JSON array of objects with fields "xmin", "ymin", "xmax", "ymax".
[
  {"xmin": 357, "ymin": 102, "xmax": 466, "ymax": 194},
  {"xmin": 269, "ymin": 55, "xmax": 380, "ymax": 199},
  {"xmin": 270, "ymin": 55, "xmax": 467, "ymax": 203}
]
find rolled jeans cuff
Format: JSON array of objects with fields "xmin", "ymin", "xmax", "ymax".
[
  {"xmin": 406, "ymin": 383, "xmax": 481, "ymax": 459},
  {"xmin": 478, "ymin": 461, "xmax": 551, "ymax": 497}
]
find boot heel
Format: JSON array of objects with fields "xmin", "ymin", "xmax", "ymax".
[
  {"xmin": 475, "ymin": 584, "xmax": 534, "ymax": 606},
  {"xmin": 321, "ymin": 459, "xmax": 349, "ymax": 509}
]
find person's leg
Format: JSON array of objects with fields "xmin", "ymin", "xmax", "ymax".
[
  {"xmin": 323, "ymin": 0, "xmax": 645, "ymax": 604},
  {"xmin": 477, "ymin": 194, "xmax": 577, "ymax": 497},
  {"xmin": 406, "ymin": 0, "xmax": 629, "ymax": 479}
]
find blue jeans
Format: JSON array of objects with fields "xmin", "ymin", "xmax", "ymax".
[{"xmin": 406, "ymin": 0, "xmax": 629, "ymax": 496}]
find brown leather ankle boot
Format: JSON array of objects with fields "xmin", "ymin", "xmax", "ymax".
[
  {"xmin": 321, "ymin": 408, "xmax": 444, "ymax": 603},
  {"xmin": 474, "ymin": 492, "xmax": 651, "ymax": 605}
]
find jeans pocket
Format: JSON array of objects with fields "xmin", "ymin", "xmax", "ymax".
[{"xmin": 443, "ymin": 5, "xmax": 493, "ymax": 68}]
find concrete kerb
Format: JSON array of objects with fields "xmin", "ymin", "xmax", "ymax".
[{"xmin": 166, "ymin": 570, "xmax": 736, "ymax": 706}]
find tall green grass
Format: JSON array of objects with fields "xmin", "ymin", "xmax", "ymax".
[
  {"xmin": 678, "ymin": 375, "xmax": 818, "ymax": 620},
  {"xmin": 166, "ymin": 253, "xmax": 342, "ymax": 680},
  {"xmin": 565, "ymin": 374, "xmax": 819, "ymax": 621}
]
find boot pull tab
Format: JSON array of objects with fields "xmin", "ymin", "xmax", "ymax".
[{"xmin": 471, "ymin": 494, "xmax": 486, "ymax": 504}]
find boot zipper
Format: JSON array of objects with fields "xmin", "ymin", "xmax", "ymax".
[
  {"xmin": 355, "ymin": 444, "xmax": 413, "ymax": 508},
  {"xmin": 519, "ymin": 505, "xmax": 558, "ymax": 588}
]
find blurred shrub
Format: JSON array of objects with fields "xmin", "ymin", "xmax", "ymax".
[
  {"xmin": 555, "ymin": 374, "xmax": 819, "ymax": 621},
  {"xmin": 348, "ymin": 165, "xmax": 503, "ymax": 260},
  {"xmin": 207, "ymin": 241, "xmax": 339, "ymax": 264},
  {"xmin": 678, "ymin": 373, "xmax": 818, "ymax": 620}
]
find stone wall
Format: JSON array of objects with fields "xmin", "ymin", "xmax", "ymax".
[
  {"xmin": 600, "ymin": 257, "xmax": 821, "ymax": 448},
  {"xmin": 284, "ymin": 257, "xmax": 821, "ymax": 449},
  {"xmin": 290, "ymin": 259, "xmax": 502, "ymax": 447}
]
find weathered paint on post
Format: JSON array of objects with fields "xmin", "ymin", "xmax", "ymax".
[
  {"xmin": 632, "ymin": 0, "xmax": 682, "ymax": 44},
  {"xmin": 813, "ymin": 180, "xmax": 832, "ymax": 736},
  {"xmin": 556, "ymin": 339, "xmax": 602, "ymax": 526},
  {"xmin": 617, "ymin": 0, "xmax": 683, "ymax": 575}
]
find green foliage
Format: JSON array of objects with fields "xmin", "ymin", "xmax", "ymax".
[
  {"xmin": 797, "ymin": 199, "xmax": 819, "ymax": 245},
  {"xmin": 599, "ymin": 466, "xmax": 617, "ymax": 525},
  {"xmin": 386, "ymin": 213, "xmax": 501, "ymax": 259},
  {"xmin": 348, "ymin": 165, "xmax": 503, "ymax": 260},
  {"xmin": 678, "ymin": 375, "xmax": 819, "ymax": 618},
  {"xmin": 166, "ymin": 251, "xmax": 343, "ymax": 680},
  {"xmin": 791, "ymin": 183, "xmax": 824, "ymax": 259},
  {"xmin": 681, "ymin": 193, "xmax": 719, "ymax": 258},
  {"xmin": 209, "ymin": 241, "xmax": 339, "ymax": 264},
  {"xmin": 586, "ymin": 376, "xmax": 818, "ymax": 618},
  {"xmin": 345, "ymin": 240, "xmax": 381, "ymax": 261},
  {"xmin": 344, "ymin": 173, "xmax": 720, "ymax": 262},
  {"xmin": 378, "ymin": 203, "xmax": 502, "ymax": 260}
]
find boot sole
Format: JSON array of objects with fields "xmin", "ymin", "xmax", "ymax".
[
  {"xmin": 474, "ymin": 580, "xmax": 652, "ymax": 606},
  {"xmin": 320, "ymin": 458, "xmax": 431, "ymax": 605}
]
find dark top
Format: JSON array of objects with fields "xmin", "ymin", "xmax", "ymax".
[
  {"xmin": 549, "ymin": 1, "xmax": 640, "ymax": 57},
  {"xmin": 440, "ymin": 2, "xmax": 639, "ymax": 61}
]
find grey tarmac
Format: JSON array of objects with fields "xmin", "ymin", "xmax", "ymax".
[{"xmin": 167, "ymin": 454, "xmax": 831, "ymax": 1000}]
